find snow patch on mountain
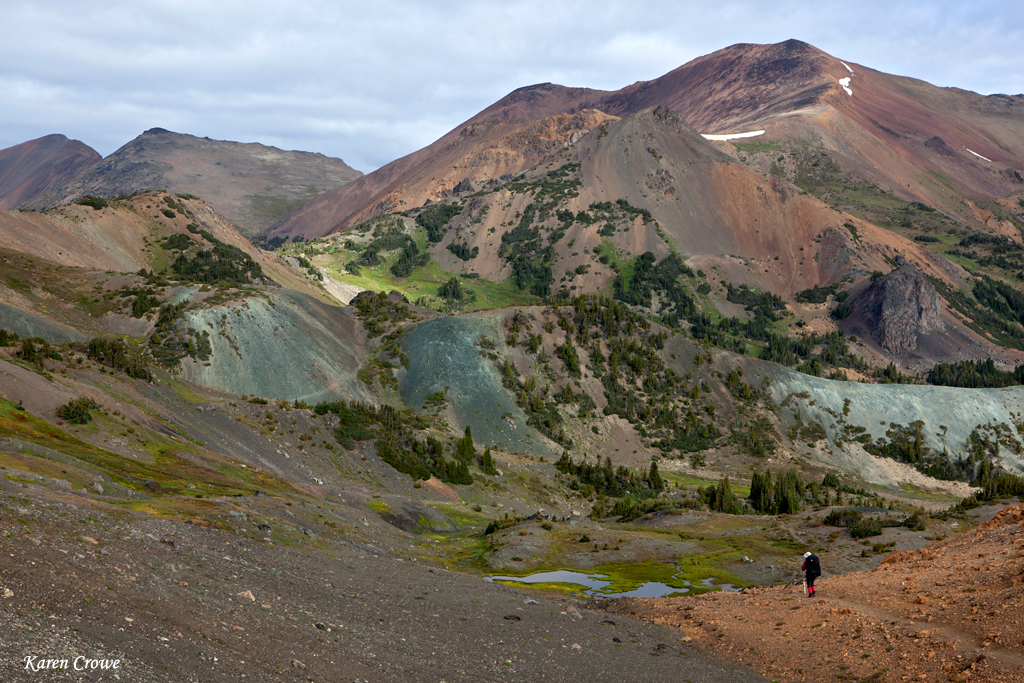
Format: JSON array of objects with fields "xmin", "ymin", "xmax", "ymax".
[
  {"xmin": 966, "ymin": 148, "xmax": 992, "ymax": 162},
  {"xmin": 837, "ymin": 60, "xmax": 854, "ymax": 96},
  {"xmin": 701, "ymin": 130, "xmax": 766, "ymax": 141}
]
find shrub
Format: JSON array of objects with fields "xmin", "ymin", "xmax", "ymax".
[
  {"xmin": 849, "ymin": 517, "xmax": 883, "ymax": 539},
  {"xmin": 76, "ymin": 195, "xmax": 108, "ymax": 210},
  {"xmin": 823, "ymin": 508, "xmax": 862, "ymax": 527},
  {"xmin": 56, "ymin": 397, "xmax": 100, "ymax": 424},
  {"xmin": 831, "ymin": 301, "xmax": 853, "ymax": 320}
]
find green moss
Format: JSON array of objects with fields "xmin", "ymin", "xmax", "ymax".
[
  {"xmin": 0, "ymin": 398, "xmax": 288, "ymax": 498},
  {"xmin": 246, "ymin": 194, "xmax": 317, "ymax": 225},
  {"xmin": 492, "ymin": 580, "xmax": 583, "ymax": 595},
  {"xmin": 732, "ymin": 140, "xmax": 781, "ymax": 152}
]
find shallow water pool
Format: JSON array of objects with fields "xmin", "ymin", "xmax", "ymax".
[{"xmin": 486, "ymin": 568, "xmax": 737, "ymax": 598}]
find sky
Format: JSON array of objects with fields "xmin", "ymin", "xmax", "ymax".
[{"xmin": 2, "ymin": 0, "xmax": 1022, "ymax": 173}]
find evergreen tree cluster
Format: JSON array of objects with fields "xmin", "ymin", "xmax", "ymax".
[
  {"xmin": 16, "ymin": 337, "xmax": 61, "ymax": 370},
  {"xmin": 612, "ymin": 251, "xmax": 697, "ymax": 327},
  {"xmin": 499, "ymin": 296, "xmax": 719, "ymax": 456},
  {"xmin": 446, "ymin": 241, "xmax": 479, "ymax": 261},
  {"xmin": 927, "ymin": 358, "xmax": 1024, "ymax": 388},
  {"xmin": 555, "ymin": 452, "xmax": 664, "ymax": 500},
  {"xmin": 415, "ymin": 203, "xmax": 464, "ymax": 243},
  {"xmin": 145, "ymin": 301, "xmax": 211, "ymax": 368},
  {"xmin": 85, "ymin": 337, "xmax": 152, "ymax": 381},
  {"xmin": 170, "ymin": 240, "xmax": 264, "ymax": 285},
  {"xmin": 747, "ymin": 469, "xmax": 809, "ymax": 515},
  {"xmin": 350, "ymin": 291, "xmax": 412, "ymax": 337},
  {"xmin": 702, "ymin": 475, "xmax": 741, "ymax": 513},
  {"xmin": 314, "ymin": 400, "xmax": 474, "ymax": 485}
]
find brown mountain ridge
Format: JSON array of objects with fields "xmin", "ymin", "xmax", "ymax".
[
  {"xmin": 23, "ymin": 128, "xmax": 364, "ymax": 237},
  {"xmin": 0, "ymin": 134, "xmax": 101, "ymax": 209},
  {"xmin": 269, "ymin": 39, "xmax": 1024, "ymax": 242}
]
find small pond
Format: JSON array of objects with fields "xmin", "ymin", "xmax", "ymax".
[{"xmin": 486, "ymin": 569, "xmax": 740, "ymax": 599}]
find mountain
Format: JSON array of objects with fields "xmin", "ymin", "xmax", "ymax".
[
  {"xmin": 6, "ymin": 39, "xmax": 1024, "ymax": 683},
  {"xmin": 484, "ymin": 39, "xmax": 1024, "ymax": 220},
  {"xmin": 270, "ymin": 39, "xmax": 1024, "ymax": 242},
  {"xmin": 0, "ymin": 192, "xmax": 372, "ymax": 403},
  {"xmin": 23, "ymin": 128, "xmax": 363, "ymax": 236},
  {"xmin": 0, "ymin": 134, "xmax": 101, "ymax": 209}
]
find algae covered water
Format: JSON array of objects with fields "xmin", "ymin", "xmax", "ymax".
[{"xmin": 486, "ymin": 568, "xmax": 740, "ymax": 598}]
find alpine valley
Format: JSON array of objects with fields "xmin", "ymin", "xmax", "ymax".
[{"xmin": 1, "ymin": 40, "xmax": 1023, "ymax": 683}]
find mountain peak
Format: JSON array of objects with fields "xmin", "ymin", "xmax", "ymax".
[
  {"xmin": 22, "ymin": 131, "xmax": 362, "ymax": 235},
  {"xmin": 0, "ymin": 134, "xmax": 101, "ymax": 209}
]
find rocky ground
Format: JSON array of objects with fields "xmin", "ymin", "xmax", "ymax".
[
  {"xmin": 0, "ymin": 484, "xmax": 769, "ymax": 683},
  {"xmin": 613, "ymin": 503, "xmax": 1024, "ymax": 683}
]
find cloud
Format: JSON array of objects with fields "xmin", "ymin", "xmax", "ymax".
[{"xmin": 1, "ymin": 0, "xmax": 1021, "ymax": 172}]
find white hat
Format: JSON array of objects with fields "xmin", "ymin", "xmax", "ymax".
[{"xmin": 804, "ymin": 552, "xmax": 812, "ymax": 558}]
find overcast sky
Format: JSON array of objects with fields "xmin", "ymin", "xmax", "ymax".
[{"xmin": 2, "ymin": 0, "xmax": 1022, "ymax": 172}]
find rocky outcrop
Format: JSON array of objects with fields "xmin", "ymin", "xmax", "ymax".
[{"xmin": 857, "ymin": 256, "xmax": 944, "ymax": 352}]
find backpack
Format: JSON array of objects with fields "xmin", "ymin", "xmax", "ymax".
[{"xmin": 805, "ymin": 554, "xmax": 821, "ymax": 575}]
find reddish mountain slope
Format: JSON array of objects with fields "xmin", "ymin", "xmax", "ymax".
[
  {"xmin": 267, "ymin": 102, "xmax": 614, "ymax": 242},
  {"xmin": 411, "ymin": 106, "xmax": 962, "ymax": 303},
  {"xmin": 270, "ymin": 40, "xmax": 1024, "ymax": 241},
  {"xmin": 600, "ymin": 39, "xmax": 839, "ymax": 131},
  {"xmin": 0, "ymin": 134, "xmax": 100, "ymax": 209},
  {"xmin": 620, "ymin": 503, "xmax": 1024, "ymax": 683}
]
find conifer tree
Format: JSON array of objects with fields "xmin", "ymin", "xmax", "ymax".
[
  {"xmin": 456, "ymin": 425, "xmax": 475, "ymax": 463},
  {"xmin": 479, "ymin": 445, "xmax": 497, "ymax": 475},
  {"xmin": 647, "ymin": 460, "xmax": 664, "ymax": 491},
  {"xmin": 749, "ymin": 470, "xmax": 773, "ymax": 512}
]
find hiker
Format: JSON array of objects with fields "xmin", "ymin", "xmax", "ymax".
[{"xmin": 802, "ymin": 551, "xmax": 821, "ymax": 597}]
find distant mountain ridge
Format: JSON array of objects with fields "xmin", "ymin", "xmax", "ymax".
[
  {"xmin": 23, "ymin": 128, "xmax": 363, "ymax": 236},
  {"xmin": 0, "ymin": 134, "xmax": 101, "ymax": 209}
]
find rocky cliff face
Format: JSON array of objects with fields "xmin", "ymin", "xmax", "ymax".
[{"xmin": 857, "ymin": 257, "xmax": 944, "ymax": 352}]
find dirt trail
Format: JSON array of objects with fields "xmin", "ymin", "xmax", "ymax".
[
  {"xmin": 824, "ymin": 595, "xmax": 1024, "ymax": 669},
  {"xmin": 611, "ymin": 504, "xmax": 1024, "ymax": 682}
]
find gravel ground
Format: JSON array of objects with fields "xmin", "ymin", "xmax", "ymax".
[{"xmin": 0, "ymin": 488, "xmax": 767, "ymax": 683}]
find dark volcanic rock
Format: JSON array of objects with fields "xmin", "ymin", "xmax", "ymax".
[{"xmin": 856, "ymin": 257, "xmax": 944, "ymax": 352}]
